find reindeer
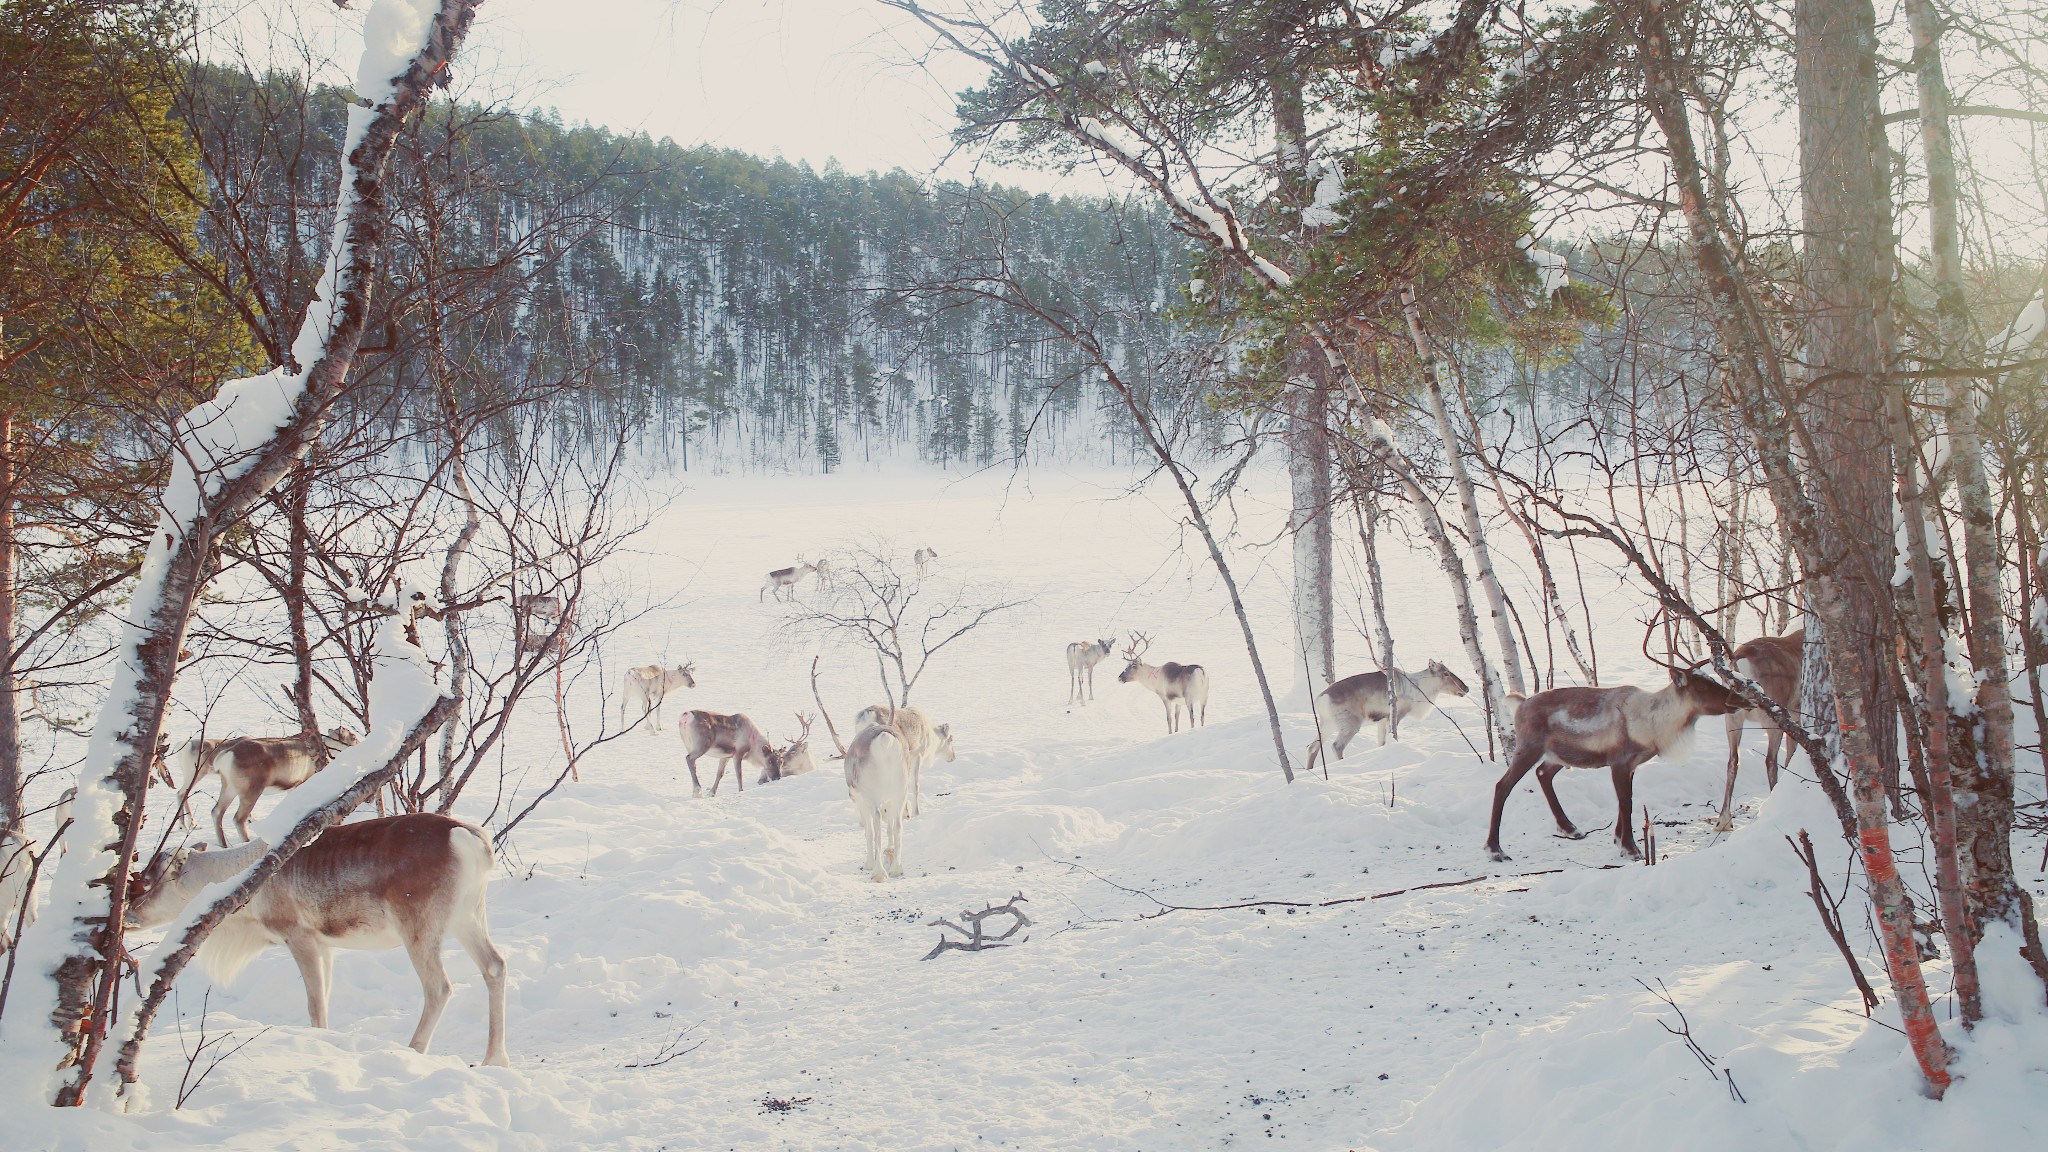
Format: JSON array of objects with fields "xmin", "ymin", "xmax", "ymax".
[
  {"xmin": 514, "ymin": 593, "xmax": 572, "ymax": 655},
  {"xmin": 1116, "ymin": 633, "xmax": 1209, "ymax": 733},
  {"xmin": 759, "ymin": 713, "xmax": 821, "ymax": 783},
  {"xmin": 913, "ymin": 547, "xmax": 939, "ymax": 576},
  {"xmin": 208, "ymin": 728, "xmax": 361, "ymax": 846},
  {"xmin": 1485, "ymin": 669, "xmax": 1743, "ymax": 861},
  {"xmin": 126, "ymin": 813, "xmax": 508, "ymax": 1066},
  {"xmin": 677, "ymin": 709, "xmax": 775, "ymax": 796},
  {"xmin": 1066, "ymin": 638, "xmax": 1116, "ymax": 705},
  {"xmin": 1, "ymin": 827, "xmax": 34, "ymax": 953},
  {"xmin": 844, "ymin": 724, "xmax": 909, "ymax": 882},
  {"xmin": 1716, "ymin": 629, "xmax": 1805, "ymax": 832},
  {"xmin": 1307, "ymin": 660, "xmax": 1470, "ymax": 771},
  {"xmin": 760, "ymin": 562, "xmax": 818, "ymax": 603},
  {"xmin": 623, "ymin": 662, "xmax": 697, "ymax": 731},
  {"xmin": 811, "ymin": 556, "xmax": 834, "ymax": 590},
  {"xmin": 850, "ymin": 703, "xmax": 953, "ymax": 818}
]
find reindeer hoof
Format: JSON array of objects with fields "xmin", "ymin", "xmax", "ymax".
[
  {"xmin": 692, "ymin": 786, "xmax": 703, "ymax": 798},
  {"xmin": 1554, "ymin": 828, "xmax": 1587, "ymax": 841},
  {"xmin": 871, "ymin": 871, "xmax": 888, "ymax": 884},
  {"xmin": 1712, "ymin": 819, "xmax": 1734, "ymax": 834}
]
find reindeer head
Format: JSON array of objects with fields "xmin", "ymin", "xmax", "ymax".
[
  {"xmin": 933, "ymin": 722, "xmax": 956, "ymax": 763},
  {"xmin": 324, "ymin": 726, "xmax": 361, "ymax": 752},
  {"xmin": 676, "ymin": 661, "xmax": 698, "ymax": 689},
  {"xmin": 1118, "ymin": 632, "xmax": 1152, "ymax": 681},
  {"xmin": 1095, "ymin": 637, "xmax": 1116, "ymax": 658},
  {"xmin": 1425, "ymin": 659, "xmax": 1470, "ymax": 698},
  {"xmin": 1670, "ymin": 667, "xmax": 1742, "ymax": 716},
  {"xmin": 761, "ymin": 714, "xmax": 818, "ymax": 782}
]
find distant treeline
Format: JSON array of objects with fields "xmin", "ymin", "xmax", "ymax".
[{"xmin": 188, "ymin": 66, "xmax": 1201, "ymax": 472}]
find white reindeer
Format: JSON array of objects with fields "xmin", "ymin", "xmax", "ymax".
[
  {"xmin": 1116, "ymin": 632, "xmax": 1209, "ymax": 733},
  {"xmin": 126, "ymin": 813, "xmax": 509, "ymax": 1066},
  {"xmin": 760, "ymin": 562, "xmax": 818, "ymax": 602},
  {"xmin": 851, "ymin": 703, "xmax": 954, "ymax": 818},
  {"xmin": 844, "ymin": 724, "xmax": 909, "ymax": 882},
  {"xmin": 622, "ymin": 662, "xmax": 697, "ymax": 731},
  {"xmin": 1306, "ymin": 661, "xmax": 1470, "ymax": 770},
  {"xmin": 1066, "ymin": 638, "xmax": 1116, "ymax": 705}
]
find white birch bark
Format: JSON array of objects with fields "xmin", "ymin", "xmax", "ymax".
[
  {"xmin": 0, "ymin": 0, "xmax": 480, "ymax": 1105},
  {"xmin": 1402, "ymin": 287, "xmax": 1526, "ymax": 696}
]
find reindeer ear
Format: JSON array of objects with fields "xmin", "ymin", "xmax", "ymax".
[{"xmin": 1669, "ymin": 668, "xmax": 1689, "ymax": 687}]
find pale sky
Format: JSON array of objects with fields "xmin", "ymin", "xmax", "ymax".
[{"xmin": 218, "ymin": 0, "xmax": 1075, "ymax": 189}]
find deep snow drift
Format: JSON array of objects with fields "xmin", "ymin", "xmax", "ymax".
[{"xmin": 8, "ymin": 465, "xmax": 2047, "ymax": 1149}]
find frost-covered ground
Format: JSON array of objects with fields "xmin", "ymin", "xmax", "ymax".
[{"xmin": 14, "ymin": 465, "xmax": 2048, "ymax": 1149}]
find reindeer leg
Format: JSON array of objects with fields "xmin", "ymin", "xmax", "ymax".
[
  {"xmin": 454, "ymin": 901, "xmax": 509, "ymax": 1067},
  {"xmin": 1717, "ymin": 715, "xmax": 1742, "ymax": 833},
  {"xmin": 233, "ymin": 788, "xmax": 260, "ymax": 845},
  {"xmin": 885, "ymin": 802, "xmax": 904, "ymax": 879},
  {"xmin": 212, "ymin": 788, "xmax": 234, "ymax": 847},
  {"xmin": 1611, "ymin": 760, "xmax": 1643, "ymax": 859},
  {"xmin": 1535, "ymin": 764, "xmax": 1583, "ymax": 839},
  {"xmin": 1764, "ymin": 730, "xmax": 1783, "ymax": 790},
  {"xmin": 1486, "ymin": 747, "xmax": 1545, "ymax": 861},
  {"xmin": 285, "ymin": 933, "xmax": 331, "ymax": 1029},
  {"xmin": 402, "ymin": 924, "xmax": 454, "ymax": 1055},
  {"xmin": 859, "ymin": 801, "xmax": 884, "ymax": 882},
  {"xmin": 709, "ymin": 754, "xmax": 729, "ymax": 797},
  {"xmin": 684, "ymin": 751, "xmax": 705, "ymax": 798}
]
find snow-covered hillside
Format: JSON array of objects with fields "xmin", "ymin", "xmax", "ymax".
[{"xmin": 12, "ymin": 467, "xmax": 2047, "ymax": 1149}]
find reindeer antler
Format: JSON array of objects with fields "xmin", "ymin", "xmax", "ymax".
[
  {"xmin": 793, "ymin": 711, "xmax": 814, "ymax": 741},
  {"xmin": 1124, "ymin": 631, "xmax": 1152, "ymax": 661}
]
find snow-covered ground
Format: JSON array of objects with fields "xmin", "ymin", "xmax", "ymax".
[{"xmin": 13, "ymin": 465, "xmax": 2048, "ymax": 1149}]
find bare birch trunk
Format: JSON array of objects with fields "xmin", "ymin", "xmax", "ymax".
[
  {"xmin": 1889, "ymin": 389, "xmax": 1980, "ymax": 1023},
  {"xmin": 1626, "ymin": 0, "xmax": 1953, "ymax": 1094},
  {"xmin": 0, "ymin": 408, "xmax": 18, "ymax": 833},
  {"xmin": 1452, "ymin": 363, "xmax": 1593, "ymax": 686},
  {"xmin": 1275, "ymin": 73, "xmax": 1335, "ymax": 701},
  {"xmin": 1402, "ymin": 287, "xmax": 1526, "ymax": 697},
  {"xmin": 1903, "ymin": 0, "xmax": 2047, "ymax": 993},
  {"xmin": 0, "ymin": 0, "xmax": 482, "ymax": 1104}
]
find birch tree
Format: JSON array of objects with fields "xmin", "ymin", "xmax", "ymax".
[{"xmin": 0, "ymin": 0, "xmax": 481, "ymax": 1106}]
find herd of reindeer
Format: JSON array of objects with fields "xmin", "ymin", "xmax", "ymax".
[{"xmin": 0, "ymin": 544, "xmax": 1807, "ymax": 1072}]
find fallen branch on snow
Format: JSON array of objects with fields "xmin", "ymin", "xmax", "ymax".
[
  {"xmin": 923, "ymin": 894, "xmax": 1032, "ymax": 959},
  {"xmin": 1048, "ymin": 851, "xmax": 1621, "ymax": 920}
]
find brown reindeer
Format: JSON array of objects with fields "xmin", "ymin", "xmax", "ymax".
[
  {"xmin": 1116, "ymin": 632, "xmax": 1209, "ymax": 733},
  {"xmin": 127, "ymin": 814, "xmax": 508, "ymax": 1066},
  {"xmin": 1716, "ymin": 629, "xmax": 1805, "ymax": 832},
  {"xmin": 1485, "ymin": 669, "xmax": 1742, "ymax": 861},
  {"xmin": 759, "ymin": 713, "xmax": 821, "ymax": 783},
  {"xmin": 677, "ymin": 709, "xmax": 774, "ymax": 796},
  {"xmin": 209, "ymin": 728, "xmax": 362, "ymax": 846}
]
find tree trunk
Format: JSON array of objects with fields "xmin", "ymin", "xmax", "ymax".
[
  {"xmin": 283, "ymin": 462, "xmax": 322, "ymax": 757},
  {"xmin": 1403, "ymin": 287, "xmax": 1526, "ymax": 697},
  {"xmin": 1903, "ymin": 0, "xmax": 2047, "ymax": 995},
  {"xmin": 1453, "ymin": 362, "xmax": 1593, "ymax": 686},
  {"xmin": 1275, "ymin": 69, "xmax": 1335, "ymax": 700},
  {"xmin": 1889, "ymin": 389, "xmax": 1980, "ymax": 1023},
  {"xmin": 1626, "ymin": 0, "xmax": 1953, "ymax": 1094},
  {"xmin": 0, "ymin": 408, "xmax": 18, "ymax": 833},
  {"xmin": 0, "ymin": 0, "xmax": 482, "ymax": 1104}
]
